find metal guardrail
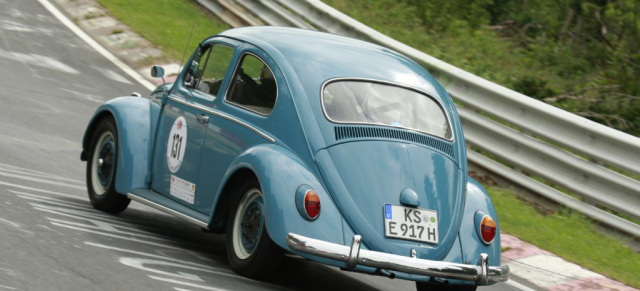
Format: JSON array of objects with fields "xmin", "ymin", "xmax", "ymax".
[{"xmin": 204, "ymin": 0, "xmax": 640, "ymax": 237}]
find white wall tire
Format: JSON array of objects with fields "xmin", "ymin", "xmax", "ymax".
[
  {"xmin": 226, "ymin": 177, "xmax": 283, "ymax": 279},
  {"xmin": 86, "ymin": 116, "xmax": 130, "ymax": 213}
]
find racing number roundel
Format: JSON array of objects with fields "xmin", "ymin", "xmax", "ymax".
[{"xmin": 167, "ymin": 116, "xmax": 187, "ymax": 173}]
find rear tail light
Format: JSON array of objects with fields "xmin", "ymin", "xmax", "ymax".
[
  {"xmin": 296, "ymin": 185, "xmax": 321, "ymax": 221},
  {"xmin": 304, "ymin": 190, "xmax": 321, "ymax": 219},
  {"xmin": 479, "ymin": 215, "xmax": 496, "ymax": 244}
]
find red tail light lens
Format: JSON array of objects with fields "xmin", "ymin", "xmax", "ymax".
[
  {"xmin": 304, "ymin": 190, "xmax": 321, "ymax": 219},
  {"xmin": 480, "ymin": 215, "xmax": 497, "ymax": 244}
]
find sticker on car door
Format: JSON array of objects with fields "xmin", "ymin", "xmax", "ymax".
[{"xmin": 167, "ymin": 116, "xmax": 187, "ymax": 173}]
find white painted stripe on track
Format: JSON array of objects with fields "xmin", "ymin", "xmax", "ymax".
[
  {"xmin": 49, "ymin": 221, "xmax": 186, "ymax": 250},
  {"xmin": 85, "ymin": 242, "xmax": 221, "ymax": 266},
  {"xmin": 148, "ymin": 276, "xmax": 229, "ymax": 291},
  {"xmin": 0, "ymin": 162, "xmax": 83, "ymax": 184},
  {"xmin": 37, "ymin": 0, "xmax": 156, "ymax": 91},
  {"xmin": 0, "ymin": 180, "xmax": 81, "ymax": 198},
  {"xmin": 0, "ymin": 171, "xmax": 85, "ymax": 190},
  {"xmin": 505, "ymin": 280, "xmax": 538, "ymax": 291}
]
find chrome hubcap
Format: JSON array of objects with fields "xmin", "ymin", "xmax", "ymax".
[
  {"xmin": 91, "ymin": 131, "xmax": 115, "ymax": 195},
  {"xmin": 233, "ymin": 189, "xmax": 264, "ymax": 259}
]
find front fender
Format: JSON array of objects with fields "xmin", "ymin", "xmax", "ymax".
[
  {"xmin": 458, "ymin": 177, "xmax": 502, "ymax": 267},
  {"xmin": 221, "ymin": 144, "xmax": 344, "ymax": 251},
  {"xmin": 82, "ymin": 97, "xmax": 151, "ymax": 194}
]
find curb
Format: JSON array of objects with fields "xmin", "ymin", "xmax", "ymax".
[{"xmin": 501, "ymin": 234, "xmax": 637, "ymax": 290}]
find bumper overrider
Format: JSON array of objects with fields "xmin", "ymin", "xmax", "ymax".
[{"xmin": 286, "ymin": 233, "xmax": 510, "ymax": 285}]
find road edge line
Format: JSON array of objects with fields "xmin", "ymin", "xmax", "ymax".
[{"xmin": 36, "ymin": 0, "xmax": 156, "ymax": 91}]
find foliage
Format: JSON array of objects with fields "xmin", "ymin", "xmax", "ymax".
[{"xmin": 323, "ymin": 0, "xmax": 640, "ymax": 136}]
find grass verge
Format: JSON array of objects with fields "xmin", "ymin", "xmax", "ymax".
[
  {"xmin": 88, "ymin": 0, "xmax": 639, "ymax": 288},
  {"xmin": 94, "ymin": 0, "xmax": 230, "ymax": 62},
  {"xmin": 489, "ymin": 186, "xmax": 640, "ymax": 288}
]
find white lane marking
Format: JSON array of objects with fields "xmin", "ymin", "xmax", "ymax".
[
  {"xmin": 121, "ymin": 258, "xmax": 205, "ymax": 282},
  {"xmin": 505, "ymin": 279, "xmax": 538, "ymax": 291},
  {"xmin": 0, "ymin": 180, "xmax": 80, "ymax": 198},
  {"xmin": 98, "ymin": 67, "xmax": 133, "ymax": 84},
  {"xmin": 58, "ymin": 88, "xmax": 105, "ymax": 103},
  {"xmin": 29, "ymin": 203, "xmax": 179, "ymax": 242},
  {"xmin": 37, "ymin": 0, "xmax": 155, "ymax": 90},
  {"xmin": 0, "ymin": 47, "xmax": 78, "ymax": 74},
  {"xmin": 0, "ymin": 163, "xmax": 83, "ymax": 184},
  {"xmin": 0, "ymin": 19, "xmax": 34, "ymax": 32},
  {"xmin": 508, "ymin": 254, "xmax": 603, "ymax": 288},
  {"xmin": 85, "ymin": 242, "xmax": 219, "ymax": 265},
  {"xmin": 13, "ymin": 191, "xmax": 89, "ymax": 208},
  {"xmin": 0, "ymin": 285, "xmax": 17, "ymax": 290},
  {"xmin": 49, "ymin": 221, "xmax": 187, "ymax": 250},
  {"xmin": 0, "ymin": 171, "xmax": 85, "ymax": 190},
  {"xmin": 0, "ymin": 217, "xmax": 34, "ymax": 235},
  {"xmin": 13, "ymin": 190, "xmax": 210, "ymax": 251},
  {"xmin": 148, "ymin": 276, "xmax": 229, "ymax": 291}
]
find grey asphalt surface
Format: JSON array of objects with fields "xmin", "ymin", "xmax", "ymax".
[{"xmin": 0, "ymin": 0, "xmax": 522, "ymax": 290}]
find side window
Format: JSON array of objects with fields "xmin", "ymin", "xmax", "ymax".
[
  {"xmin": 227, "ymin": 54, "xmax": 277, "ymax": 115},
  {"xmin": 190, "ymin": 45, "xmax": 234, "ymax": 98}
]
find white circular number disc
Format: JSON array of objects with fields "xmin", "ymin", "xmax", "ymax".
[{"xmin": 167, "ymin": 116, "xmax": 187, "ymax": 173}]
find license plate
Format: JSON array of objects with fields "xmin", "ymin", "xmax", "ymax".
[{"xmin": 384, "ymin": 204, "xmax": 439, "ymax": 244}]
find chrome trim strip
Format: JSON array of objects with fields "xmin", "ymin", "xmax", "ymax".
[
  {"xmin": 167, "ymin": 96, "xmax": 275, "ymax": 143},
  {"xmin": 320, "ymin": 77, "xmax": 455, "ymax": 142},
  {"xmin": 127, "ymin": 193, "xmax": 209, "ymax": 229},
  {"xmin": 286, "ymin": 233, "xmax": 509, "ymax": 284}
]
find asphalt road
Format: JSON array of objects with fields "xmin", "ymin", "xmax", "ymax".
[{"xmin": 0, "ymin": 0, "xmax": 524, "ymax": 290}]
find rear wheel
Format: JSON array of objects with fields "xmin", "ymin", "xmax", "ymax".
[
  {"xmin": 226, "ymin": 177, "xmax": 283, "ymax": 279},
  {"xmin": 416, "ymin": 282, "xmax": 477, "ymax": 291},
  {"xmin": 86, "ymin": 116, "xmax": 130, "ymax": 213}
]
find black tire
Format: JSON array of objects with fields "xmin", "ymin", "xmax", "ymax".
[
  {"xmin": 86, "ymin": 116, "xmax": 130, "ymax": 213},
  {"xmin": 226, "ymin": 177, "xmax": 283, "ymax": 279},
  {"xmin": 416, "ymin": 281, "xmax": 477, "ymax": 291}
]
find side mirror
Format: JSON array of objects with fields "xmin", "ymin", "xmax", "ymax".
[{"xmin": 150, "ymin": 65, "xmax": 165, "ymax": 78}]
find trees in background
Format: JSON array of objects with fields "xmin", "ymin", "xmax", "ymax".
[
  {"xmin": 416, "ymin": 0, "xmax": 640, "ymax": 134},
  {"xmin": 328, "ymin": 0, "xmax": 639, "ymax": 135}
]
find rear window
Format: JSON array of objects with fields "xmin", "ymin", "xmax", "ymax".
[{"xmin": 322, "ymin": 80, "xmax": 452, "ymax": 140}]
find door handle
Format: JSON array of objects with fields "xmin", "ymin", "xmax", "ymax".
[{"xmin": 196, "ymin": 114, "xmax": 209, "ymax": 124}]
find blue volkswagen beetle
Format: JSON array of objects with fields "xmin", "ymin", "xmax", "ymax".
[{"xmin": 81, "ymin": 26, "xmax": 509, "ymax": 290}]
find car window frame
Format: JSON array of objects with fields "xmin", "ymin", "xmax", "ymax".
[
  {"xmin": 223, "ymin": 51, "xmax": 279, "ymax": 117},
  {"xmin": 186, "ymin": 43, "xmax": 236, "ymax": 103},
  {"xmin": 320, "ymin": 77, "xmax": 455, "ymax": 142}
]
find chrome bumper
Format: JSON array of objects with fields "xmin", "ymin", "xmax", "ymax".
[{"xmin": 286, "ymin": 233, "xmax": 509, "ymax": 285}]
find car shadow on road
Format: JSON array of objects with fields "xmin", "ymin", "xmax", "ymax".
[{"xmin": 53, "ymin": 196, "xmax": 394, "ymax": 291}]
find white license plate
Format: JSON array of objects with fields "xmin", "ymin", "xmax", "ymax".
[{"xmin": 384, "ymin": 204, "xmax": 438, "ymax": 244}]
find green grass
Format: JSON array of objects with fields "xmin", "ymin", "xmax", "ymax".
[
  {"xmin": 94, "ymin": 0, "xmax": 230, "ymax": 62},
  {"xmin": 488, "ymin": 186, "xmax": 640, "ymax": 288}
]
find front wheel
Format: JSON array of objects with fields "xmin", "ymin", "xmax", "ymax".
[
  {"xmin": 86, "ymin": 116, "xmax": 130, "ymax": 213},
  {"xmin": 226, "ymin": 177, "xmax": 283, "ymax": 279}
]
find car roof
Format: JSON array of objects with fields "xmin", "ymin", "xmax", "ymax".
[{"xmin": 217, "ymin": 26, "xmax": 443, "ymax": 101}]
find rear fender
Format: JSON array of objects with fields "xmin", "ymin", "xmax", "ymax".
[
  {"xmin": 82, "ymin": 97, "xmax": 151, "ymax": 194},
  {"xmin": 458, "ymin": 177, "xmax": 502, "ymax": 267},
  {"xmin": 219, "ymin": 144, "xmax": 344, "ymax": 250}
]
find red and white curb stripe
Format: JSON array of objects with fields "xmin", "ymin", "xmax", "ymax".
[{"xmin": 501, "ymin": 234, "xmax": 637, "ymax": 291}]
